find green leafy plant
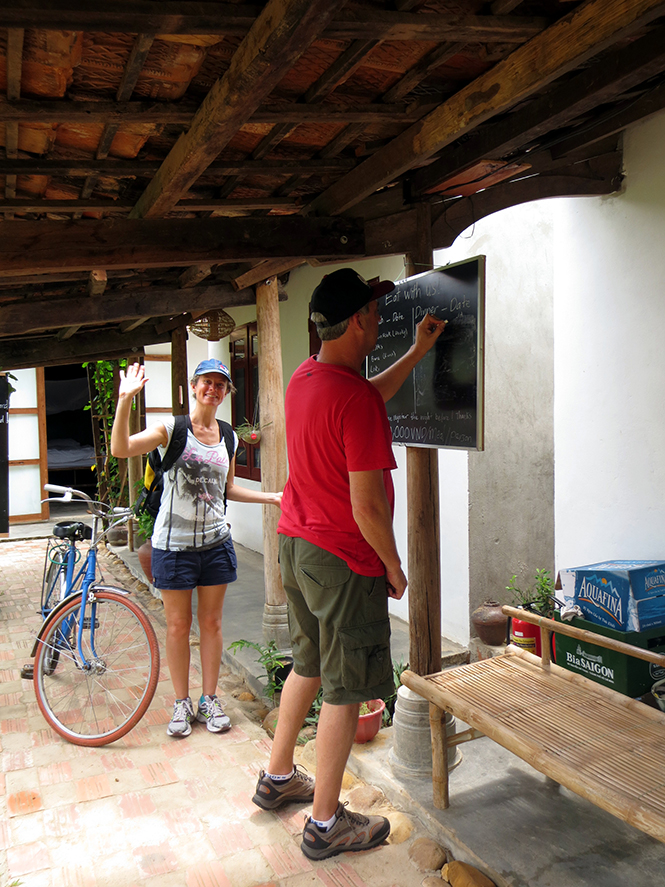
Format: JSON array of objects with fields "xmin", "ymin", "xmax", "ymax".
[
  {"xmin": 235, "ymin": 418, "xmax": 272, "ymax": 444},
  {"xmin": 132, "ymin": 478, "xmax": 155, "ymax": 541},
  {"xmin": 228, "ymin": 638, "xmax": 292, "ymax": 700},
  {"xmin": 83, "ymin": 358, "xmax": 129, "ymax": 514},
  {"xmin": 507, "ymin": 568, "xmax": 555, "ymax": 618}
]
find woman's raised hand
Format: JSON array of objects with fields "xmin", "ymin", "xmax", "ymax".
[{"xmin": 118, "ymin": 362, "xmax": 147, "ymax": 399}]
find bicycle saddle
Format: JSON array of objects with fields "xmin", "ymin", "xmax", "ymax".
[{"xmin": 53, "ymin": 521, "xmax": 93, "ymax": 541}]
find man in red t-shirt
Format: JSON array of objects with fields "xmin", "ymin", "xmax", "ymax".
[{"xmin": 252, "ymin": 268, "xmax": 446, "ymax": 859}]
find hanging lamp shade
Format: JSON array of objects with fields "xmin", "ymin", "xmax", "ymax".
[{"xmin": 188, "ymin": 310, "xmax": 236, "ymax": 341}]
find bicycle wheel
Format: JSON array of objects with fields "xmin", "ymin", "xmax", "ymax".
[{"xmin": 33, "ymin": 589, "xmax": 160, "ymax": 746}]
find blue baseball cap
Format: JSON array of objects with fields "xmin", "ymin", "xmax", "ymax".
[{"xmin": 193, "ymin": 359, "xmax": 232, "ymax": 383}]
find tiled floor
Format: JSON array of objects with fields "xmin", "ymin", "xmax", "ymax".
[{"xmin": 0, "ymin": 539, "xmax": 432, "ymax": 887}]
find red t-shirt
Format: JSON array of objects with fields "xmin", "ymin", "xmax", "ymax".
[{"xmin": 278, "ymin": 356, "xmax": 397, "ymax": 576}]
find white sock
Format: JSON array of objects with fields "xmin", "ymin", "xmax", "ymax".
[
  {"xmin": 266, "ymin": 768, "xmax": 295, "ymax": 782},
  {"xmin": 311, "ymin": 811, "xmax": 338, "ymax": 832}
]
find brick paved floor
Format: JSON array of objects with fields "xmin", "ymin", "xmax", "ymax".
[{"xmin": 0, "ymin": 539, "xmax": 433, "ymax": 887}]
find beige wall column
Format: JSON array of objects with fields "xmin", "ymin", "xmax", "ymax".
[{"xmin": 256, "ymin": 276, "xmax": 290, "ymax": 650}]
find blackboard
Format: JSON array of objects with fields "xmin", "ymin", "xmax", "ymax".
[{"xmin": 367, "ymin": 257, "xmax": 485, "ymax": 450}]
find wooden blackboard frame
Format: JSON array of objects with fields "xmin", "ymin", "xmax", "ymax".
[{"xmin": 367, "ymin": 256, "xmax": 485, "ymax": 451}]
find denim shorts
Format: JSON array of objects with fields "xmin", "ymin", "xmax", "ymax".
[
  {"xmin": 279, "ymin": 535, "xmax": 393, "ymax": 706},
  {"xmin": 151, "ymin": 536, "xmax": 237, "ymax": 590}
]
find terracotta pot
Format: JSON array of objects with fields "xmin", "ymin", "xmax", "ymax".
[
  {"xmin": 354, "ymin": 699, "xmax": 385, "ymax": 743},
  {"xmin": 137, "ymin": 540, "xmax": 153, "ymax": 584},
  {"xmin": 471, "ymin": 600, "xmax": 508, "ymax": 646}
]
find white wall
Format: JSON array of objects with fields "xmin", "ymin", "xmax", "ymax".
[{"xmin": 554, "ymin": 111, "xmax": 665, "ymax": 566}]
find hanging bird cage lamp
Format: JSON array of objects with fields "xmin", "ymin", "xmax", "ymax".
[{"xmin": 188, "ymin": 310, "xmax": 236, "ymax": 341}]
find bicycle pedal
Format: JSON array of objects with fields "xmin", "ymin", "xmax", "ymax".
[
  {"xmin": 20, "ymin": 663, "xmax": 34, "ymax": 679},
  {"xmin": 82, "ymin": 617, "xmax": 100, "ymax": 629}
]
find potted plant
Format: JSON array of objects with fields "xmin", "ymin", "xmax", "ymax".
[
  {"xmin": 355, "ymin": 699, "xmax": 385, "ymax": 743},
  {"xmin": 228, "ymin": 638, "xmax": 293, "ymax": 701},
  {"xmin": 234, "ymin": 419, "xmax": 272, "ymax": 445}
]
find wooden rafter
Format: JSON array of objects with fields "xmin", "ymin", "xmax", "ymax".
[
  {"xmin": 0, "ymin": 4, "xmax": 549, "ymax": 42},
  {"xmin": 0, "ymin": 158, "xmax": 356, "ymax": 177},
  {"xmin": 0, "ymin": 217, "xmax": 364, "ymax": 273},
  {"xmin": 130, "ymin": 0, "xmax": 355, "ymax": 219},
  {"xmin": 306, "ymin": 0, "xmax": 665, "ymax": 216},
  {"xmin": 411, "ymin": 23, "xmax": 665, "ymax": 195},
  {"xmin": 0, "ymin": 283, "xmax": 258, "ymax": 337}
]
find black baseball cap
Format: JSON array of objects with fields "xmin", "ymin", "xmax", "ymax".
[{"xmin": 309, "ymin": 268, "xmax": 395, "ymax": 327}]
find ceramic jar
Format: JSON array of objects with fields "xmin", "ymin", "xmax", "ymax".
[{"xmin": 471, "ymin": 600, "xmax": 508, "ymax": 646}]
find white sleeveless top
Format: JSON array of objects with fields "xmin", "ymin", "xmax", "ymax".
[{"xmin": 151, "ymin": 416, "xmax": 238, "ymax": 552}]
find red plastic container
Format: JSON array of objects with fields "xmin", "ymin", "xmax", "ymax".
[{"xmin": 354, "ymin": 699, "xmax": 385, "ymax": 743}]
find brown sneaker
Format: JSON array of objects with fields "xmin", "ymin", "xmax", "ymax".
[
  {"xmin": 301, "ymin": 802, "xmax": 390, "ymax": 860},
  {"xmin": 252, "ymin": 765, "xmax": 315, "ymax": 810}
]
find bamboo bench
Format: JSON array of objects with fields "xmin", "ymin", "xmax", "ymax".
[{"xmin": 401, "ymin": 605, "xmax": 665, "ymax": 843}]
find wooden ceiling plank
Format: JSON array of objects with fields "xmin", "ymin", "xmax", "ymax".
[
  {"xmin": 306, "ymin": 0, "xmax": 665, "ymax": 217},
  {"xmin": 0, "ymin": 327, "xmax": 163, "ymax": 371},
  {"xmin": 179, "ymin": 265, "xmax": 213, "ymax": 288},
  {"xmin": 0, "ymin": 217, "xmax": 364, "ymax": 273},
  {"xmin": 305, "ymin": 39, "xmax": 381, "ymax": 102},
  {"xmin": 491, "ymin": 0, "xmax": 524, "ymax": 13},
  {"xmin": 411, "ymin": 23, "xmax": 665, "ymax": 195},
  {"xmin": 0, "ymin": 4, "xmax": 548, "ymax": 42},
  {"xmin": 0, "ymin": 99, "xmax": 421, "ymax": 124},
  {"xmin": 0, "ymin": 158, "xmax": 356, "ymax": 176},
  {"xmin": 382, "ymin": 42, "xmax": 462, "ymax": 104},
  {"xmin": 0, "ymin": 197, "xmax": 301, "ymax": 212},
  {"xmin": 232, "ymin": 258, "xmax": 305, "ymax": 290},
  {"xmin": 326, "ymin": 11, "xmax": 548, "ymax": 43},
  {"xmin": 130, "ymin": 0, "xmax": 353, "ymax": 219},
  {"xmin": 550, "ymin": 80, "xmax": 665, "ymax": 157},
  {"xmin": 1, "ymin": 283, "xmax": 259, "ymax": 337},
  {"xmin": 5, "ymin": 28, "xmax": 24, "ymax": 215}
]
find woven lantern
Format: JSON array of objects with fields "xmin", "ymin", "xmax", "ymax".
[{"xmin": 189, "ymin": 310, "xmax": 236, "ymax": 341}]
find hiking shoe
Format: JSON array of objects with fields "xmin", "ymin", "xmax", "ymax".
[
  {"xmin": 252, "ymin": 765, "xmax": 315, "ymax": 810},
  {"xmin": 167, "ymin": 697, "xmax": 194, "ymax": 738},
  {"xmin": 301, "ymin": 802, "xmax": 390, "ymax": 860},
  {"xmin": 196, "ymin": 694, "xmax": 231, "ymax": 733}
]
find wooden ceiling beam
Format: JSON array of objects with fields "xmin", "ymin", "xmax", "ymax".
[
  {"xmin": 130, "ymin": 0, "xmax": 347, "ymax": 220},
  {"xmin": 410, "ymin": 23, "xmax": 665, "ymax": 195},
  {"xmin": 0, "ymin": 100, "xmax": 420, "ymax": 124},
  {"xmin": 0, "ymin": 283, "xmax": 258, "ymax": 336},
  {"xmin": 0, "ymin": 158, "xmax": 356, "ymax": 177},
  {"xmin": 0, "ymin": 4, "xmax": 548, "ymax": 42},
  {"xmin": 0, "ymin": 217, "xmax": 364, "ymax": 273},
  {"xmin": 305, "ymin": 0, "xmax": 665, "ymax": 217},
  {"xmin": 0, "ymin": 197, "xmax": 299, "ymax": 213},
  {"xmin": 0, "ymin": 327, "xmax": 163, "ymax": 371}
]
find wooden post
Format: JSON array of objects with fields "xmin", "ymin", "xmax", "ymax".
[
  {"xmin": 430, "ymin": 702, "xmax": 449, "ymax": 809},
  {"xmin": 171, "ymin": 326, "xmax": 189, "ymax": 415},
  {"xmin": 406, "ymin": 203, "xmax": 442, "ymax": 676},
  {"xmin": 255, "ymin": 276, "xmax": 290, "ymax": 649}
]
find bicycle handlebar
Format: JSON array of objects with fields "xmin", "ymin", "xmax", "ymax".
[{"xmin": 42, "ymin": 484, "xmax": 133, "ymax": 522}]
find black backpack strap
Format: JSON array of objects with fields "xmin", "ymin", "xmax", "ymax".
[
  {"xmin": 218, "ymin": 419, "xmax": 236, "ymax": 461},
  {"xmin": 160, "ymin": 414, "xmax": 189, "ymax": 474}
]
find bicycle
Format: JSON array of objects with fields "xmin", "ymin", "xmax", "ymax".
[{"xmin": 24, "ymin": 483, "xmax": 160, "ymax": 747}]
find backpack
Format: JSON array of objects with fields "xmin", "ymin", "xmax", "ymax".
[{"xmin": 134, "ymin": 415, "xmax": 236, "ymax": 520}]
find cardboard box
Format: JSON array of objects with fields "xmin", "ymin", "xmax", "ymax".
[
  {"xmin": 554, "ymin": 612, "xmax": 665, "ymax": 697},
  {"xmin": 557, "ymin": 561, "xmax": 665, "ymax": 632}
]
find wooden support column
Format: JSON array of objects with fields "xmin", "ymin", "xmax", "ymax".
[
  {"xmin": 389, "ymin": 202, "xmax": 453, "ymax": 780},
  {"xmin": 255, "ymin": 276, "xmax": 290, "ymax": 649},
  {"xmin": 171, "ymin": 327, "xmax": 189, "ymax": 415},
  {"xmin": 405, "ymin": 203, "xmax": 441, "ymax": 676}
]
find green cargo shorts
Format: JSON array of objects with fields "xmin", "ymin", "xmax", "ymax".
[{"xmin": 279, "ymin": 535, "xmax": 394, "ymax": 705}]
